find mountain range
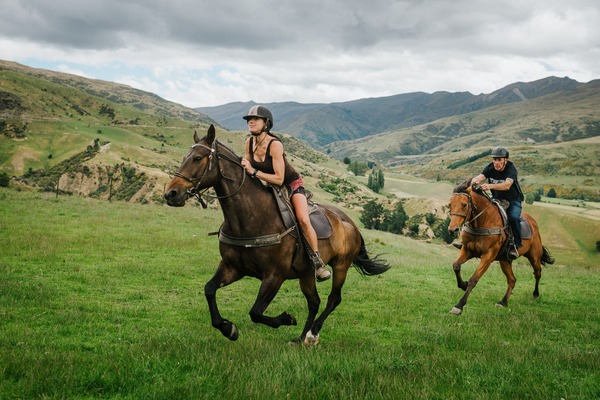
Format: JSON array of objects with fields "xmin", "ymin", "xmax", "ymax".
[{"xmin": 197, "ymin": 76, "xmax": 600, "ymax": 161}]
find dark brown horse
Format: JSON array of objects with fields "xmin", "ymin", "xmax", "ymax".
[
  {"xmin": 164, "ymin": 125, "xmax": 390, "ymax": 345},
  {"xmin": 447, "ymin": 179, "xmax": 554, "ymax": 315}
]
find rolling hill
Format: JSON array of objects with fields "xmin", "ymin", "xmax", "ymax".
[{"xmin": 1, "ymin": 59, "xmax": 599, "ymax": 205}]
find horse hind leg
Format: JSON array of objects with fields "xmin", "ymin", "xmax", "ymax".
[
  {"xmin": 497, "ymin": 260, "xmax": 516, "ymax": 308},
  {"xmin": 525, "ymin": 252, "xmax": 542, "ymax": 299},
  {"xmin": 304, "ymin": 267, "xmax": 349, "ymax": 345},
  {"xmin": 289, "ymin": 274, "xmax": 320, "ymax": 345}
]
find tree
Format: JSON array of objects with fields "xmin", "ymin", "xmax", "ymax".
[
  {"xmin": 377, "ymin": 169, "xmax": 385, "ymax": 189},
  {"xmin": 383, "ymin": 202, "xmax": 408, "ymax": 234},
  {"xmin": 425, "ymin": 213, "xmax": 436, "ymax": 226},
  {"xmin": 367, "ymin": 173, "xmax": 380, "ymax": 193},
  {"xmin": 343, "ymin": 157, "xmax": 351, "ymax": 165},
  {"xmin": 434, "ymin": 217, "xmax": 455, "ymax": 244},
  {"xmin": 349, "ymin": 160, "xmax": 368, "ymax": 176},
  {"xmin": 360, "ymin": 200, "xmax": 385, "ymax": 230},
  {"xmin": 547, "ymin": 188, "xmax": 557, "ymax": 198},
  {"xmin": 408, "ymin": 223, "xmax": 419, "ymax": 236},
  {"xmin": 596, "ymin": 241, "xmax": 600, "ymax": 252}
]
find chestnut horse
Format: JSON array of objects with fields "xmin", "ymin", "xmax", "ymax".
[
  {"xmin": 447, "ymin": 179, "xmax": 554, "ymax": 315},
  {"xmin": 164, "ymin": 125, "xmax": 390, "ymax": 345}
]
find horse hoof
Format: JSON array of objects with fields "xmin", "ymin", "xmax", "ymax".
[
  {"xmin": 304, "ymin": 330, "xmax": 320, "ymax": 346},
  {"xmin": 226, "ymin": 323, "xmax": 238, "ymax": 341},
  {"xmin": 288, "ymin": 337, "xmax": 302, "ymax": 345},
  {"xmin": 495, "ymin": 302, "xmax": 506, "ymax": 308},
  {"xmin": 449, "ymin": 307, "xmax": 462, "ymax": 315},
  {"xmin": 280, "ymin": 311, "xmax": 297, "ymax": 326}
]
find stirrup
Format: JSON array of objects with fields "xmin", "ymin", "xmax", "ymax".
[
  {"xmin": 310, "ymin": 252, "xmax": 331, "ymax": 282},
  {"xmin": 507, "ymin": 245, "xmax": 519, "ymax": 260},
  {"xmin": 310, "ymin": 252, "xmax": 325, "ymax": 269}
]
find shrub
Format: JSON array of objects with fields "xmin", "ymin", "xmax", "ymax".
[{"xmin": 0, "ymin": 172, "xmax": 9, "ymax": 187}]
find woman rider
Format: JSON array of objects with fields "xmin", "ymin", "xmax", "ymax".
[{"xmin": 239, "ymin": 105, "xmax": 331, "ymax": 282}]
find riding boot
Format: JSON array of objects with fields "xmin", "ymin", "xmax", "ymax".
[
  {"xmin": 507, "ymin": 237, "xmax": 519, "ymax": 260},
  {"xmin": 452, "ymin": 241, "xmax": 463, "ymax": 250},
  {"xmin": 310, "ymin": 251, "xmax": 331, "ymax": 282}
]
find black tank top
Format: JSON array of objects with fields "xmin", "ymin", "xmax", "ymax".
[{"xmin": 248, "ymin": 136, "xmax": 299, "ymax": 185}]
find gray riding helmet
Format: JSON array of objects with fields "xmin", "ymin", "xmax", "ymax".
[
  {"xmin": 243, "ymin": 105, "xmax": 274, "ymax": 130},
  {"xmin": 491, "ymin": 146, "xmax": 509, "ymax": 158}
]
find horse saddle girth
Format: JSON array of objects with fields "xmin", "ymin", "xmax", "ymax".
[
  {"xmin": 493, "ymin": 199, "xmax": 532, "ymax": 240},
  {"xmin": 270, "ymin": 184, "xmax": 332, "ymax": 239}
]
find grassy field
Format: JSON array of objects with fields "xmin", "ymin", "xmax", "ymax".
[{"xmin": 1, "ymin": 189, "xmax": 599, "ymax": 399}]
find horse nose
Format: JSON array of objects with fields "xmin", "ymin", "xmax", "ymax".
[
  {"xmin": 164, "ymin": 189, "xmax": 175, "ymax": 200},
  {"xmin": 164, "ymin": 189, "xmax": 179, "ymax": 203},
  {"xmin": 448, "ymin": 227, "xmax": 459, "ymax": 236}
]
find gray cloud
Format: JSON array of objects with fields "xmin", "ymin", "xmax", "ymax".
[{"xmin": 1, "ymin": 0, "xmax": 598, "ymax": 106}]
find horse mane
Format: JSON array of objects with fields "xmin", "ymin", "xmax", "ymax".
[
  {"xmin": 453, "ymin": 177, "xmax": 486, "ymax": 196},
  {"xmin": 453, "ymin": 178, "xmax": 473, "ymax": 193}
]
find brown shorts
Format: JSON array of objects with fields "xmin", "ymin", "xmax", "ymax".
[{"xmin": 288, "ymin": 176, "xmax": 306, "ymax": 196}]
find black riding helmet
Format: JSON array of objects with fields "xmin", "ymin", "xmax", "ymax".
[
  {"xmin": 243, "ymin": 105, "xmax": 274, "ymax": 131},
  {"xmin": 491, "ymin": 146, "xmax": 509, "ymax": 158}
]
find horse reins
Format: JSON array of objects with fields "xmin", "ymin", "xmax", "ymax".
[{"xmin": 173, "ymin": 140, "xmax": 247, "ymax": 208}]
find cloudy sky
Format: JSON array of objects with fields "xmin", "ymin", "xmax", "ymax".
[{"xmin": 1, "ymin": 0, "xmax": 599, "ymax": 107}]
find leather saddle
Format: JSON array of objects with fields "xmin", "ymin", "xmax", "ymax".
[
  {"xmin": 493, "ymin": 199, "xmax": 532, "ymax": 240},
  {"xmin": 269, "ymin": 184, "xmax": 332, "ymax": 239}
]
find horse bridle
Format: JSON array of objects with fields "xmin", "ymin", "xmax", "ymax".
[
  {"xmin": 173, "ymin": 140, "xmax": 246, "ymax": 208},
  {"xmin": 450, "ymin": 189, "xmax": 494, "ymax": 226}
]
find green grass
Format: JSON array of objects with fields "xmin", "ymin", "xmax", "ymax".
[{"xmin": 1, "ymin": 189, "xmax": 599, "ymax": 399}]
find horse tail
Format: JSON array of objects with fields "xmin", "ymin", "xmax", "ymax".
[
  {"xmin": 352, "ymin": 237, "xmax": 391, "ymax": 276},
  {"xmin": 541, "ymin": 245, "xmax": 555, "ymax": 266}
]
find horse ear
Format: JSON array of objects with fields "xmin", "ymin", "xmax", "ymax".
[
  {"xmin": 193, "ymin": 130, "xmax": 200, "ymax": 143},
  {"xmin": 207, "ymin": 124, "xmax": 215, "ymax": 144}
]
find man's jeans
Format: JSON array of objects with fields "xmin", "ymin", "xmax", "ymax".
[{"xmin": 507, "ymin": 200, "xmax": 523, "ymax": 247}]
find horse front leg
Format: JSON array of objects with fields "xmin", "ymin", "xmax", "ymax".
[
  {"xmin": 450, "ymin": 253, "xmax": 495, "ymax": 315},
  {"xmin": 205, "ymin": 261, "xmax": 243, "ymax": 341},
  {"xmin": 248, "ymin": 275, "xmax": 297, "ymax": 329},
  {"xmin": 452, "ymin": 250, "xmax": 472, "ymax": 291}
]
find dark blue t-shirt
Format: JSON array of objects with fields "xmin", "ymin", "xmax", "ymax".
[{"xmin": 481, "ymin": 161, "xmax": 524, "ymax": 201}]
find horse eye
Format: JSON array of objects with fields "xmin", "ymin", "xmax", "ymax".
[{"xmin": 194, "ymin": 156, "xmax": 203, "ymax": 161}]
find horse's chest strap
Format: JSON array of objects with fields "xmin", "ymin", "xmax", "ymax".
[{"xmin": 463, "ymin": 225, "xmax": 505, "ymax": 236}]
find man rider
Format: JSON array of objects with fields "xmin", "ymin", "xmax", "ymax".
[{"xmin": 471, "ymin": 146, "xmax": 524, "ymax": 260}]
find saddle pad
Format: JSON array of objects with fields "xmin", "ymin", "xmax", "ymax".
[
  {"xmin": 270, "ymin": 185, "xmax": 332, "ymax": 239},
  {"xmin": 520, "ymin": 216, "xmax": 532, "ymax": 240}
]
